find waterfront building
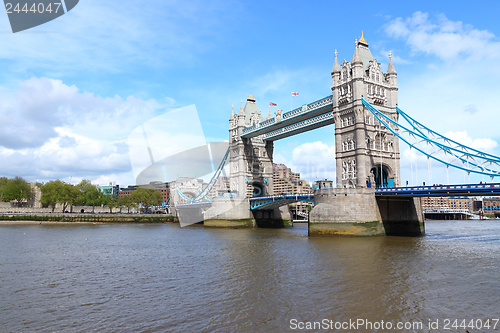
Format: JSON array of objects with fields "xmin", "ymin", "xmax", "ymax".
[
  {"xmin": 118, "ymin": 181, "xmax": 171, "ymax": 205},
  {"xmin": 483, "ymin": 197, "xmax": 500, "ymax": 213},
  {"xmin": 272, "ymin": 163, "xmax": 312, "ymax": 195},
  {"xmin": 421, "ymin": 196, "xmax": 474, "ymax": 212},
  {"xmin": 272, "ymin": 163, "xmax": 313, "ymax": 219}
]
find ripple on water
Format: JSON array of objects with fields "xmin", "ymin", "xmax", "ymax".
[{"xmin": 0, "ymin": 221, "xmax": 498, "ymax": 332}]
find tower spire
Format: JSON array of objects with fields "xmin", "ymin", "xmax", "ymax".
[
  {"xmin": 387, "ymin": 51, "xmax": 397, "ymax": 74},
  {"xmin": 358, "ymin": 30, "xmax": 368, "ymax": 46},
  {"xmin": 351, "ymin": 39, "xmax": 362, "ymax": 64},
  {"xmin": 332, "ymin": 49, "xmax": 341, "ymax": 73}
]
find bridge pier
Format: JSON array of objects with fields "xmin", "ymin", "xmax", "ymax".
[
  {"xmin": 377, "ymin": 197, "xmax": 425, "ymax": 236},
  {"xmin": 203, "ymin": 197, "xmax": 255, "ymax": 228},
  {"xmin": 176, "ymin": 205, "xmax": 204, "ymax": 226},
  {"xmin": 309, "ymin": 188, "xmax": 424, "ymax": 237},
  {"xmin": 309, "ymin": 188, "xmax": 384, "ymax": 236},
  {"xmin": 252, "ymin": 206, "xmax": 292, "ymax": 228},
  {"xmin": 202, "ymin": 197, "xmax": 293, "ymax": 228}
]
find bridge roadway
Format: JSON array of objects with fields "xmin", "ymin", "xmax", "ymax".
[
  {"xmin": 249, "ymin": 183, "xmax": 500, "ymax": 210},
  {"xmin": 375, "ymin": 183, "xmax": 500, "ymax": 197},
  {"xmin": 241, "ymin": 95, "xmax": 334, "ymax": 141},
  {"xmin": 249, "ymin": 194, "xmax": 314, "ymax": 210},
  {"xmin": 175, "ymin": 183, "xmax": 500, "ymax": 211}
]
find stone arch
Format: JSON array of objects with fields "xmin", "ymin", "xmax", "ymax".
[
  {"xmin": 370, "ymin": 163, "xmax": 394, "ymax": 188},
  {"xmin": 249, "ymin": 181, "xmax": 265, "ymax": 197}
]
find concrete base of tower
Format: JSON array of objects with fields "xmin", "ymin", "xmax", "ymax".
[
  {"xmin": 203, "ymin": 197, "xmax": 256, "ymax": 228},
  {"xmin": 308, "ymin": 220, "xmax": 385, "ymax": 236},
  {"xmin": 204, "ymin": 218, "xmax": 256, "ymax": 228},
  {"xmin": 308, "ymin": 187, "xmax": 425, "ymax": 237},
  {"xmin": 309, "ymin": 188, "xmax": 385, "ymax": 237},
  {"xmin": 176, "ymin": 206, "xmax": 204, "ymax": 226},
  {"xmin": 377, "ymin": 197, "xmax": 425, "ymax": 236}
]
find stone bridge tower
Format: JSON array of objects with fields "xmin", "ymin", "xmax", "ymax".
[
  {"xmin": 229, "ymin": 94, "xmax": 274, "ymax": 197},
  {"xmin": 332, "ymin": 33, "xmax": 400, "ymax": 188}
]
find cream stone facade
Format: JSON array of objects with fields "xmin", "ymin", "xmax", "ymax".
[{"xmin": 332, "ymin": 33, "xmax": 400, "ymax": 188}]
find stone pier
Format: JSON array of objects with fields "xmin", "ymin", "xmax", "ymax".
[
  {"xmin": 309, "ymin": 187, "xmax": 424, "ymax": 237},
  {"xmin": 203, "ymin": 197, "xmax": 292, "ymax": 228},
  {"xmin": 203, "ymin": 197, "xmax": 255, "ymax": 228}
]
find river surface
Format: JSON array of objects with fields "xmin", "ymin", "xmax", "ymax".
[{"xmin": 0, "ymin": 220, "xmax": 499, "ymax": 332}]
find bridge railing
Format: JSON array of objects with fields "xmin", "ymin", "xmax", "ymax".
[
  {"xmin": 241, "ymin": 95, "xmax": 333, "ymax": 137},
  {"xmin": 376, "ymin": 183, "xmax": 500, "ymax": 196},
  {"xmin": 249, "ymin": 193, "xmax": 315, "ymax": 210}
]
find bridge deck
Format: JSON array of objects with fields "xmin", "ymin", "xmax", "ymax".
[
  {"xmin": 241, "ymin": 95, "xmax": 333, "ymax": 140},
  {"xmin": 250, "ymin": 194, "xmax": 314, "ymax": 210},
  {"xmin": 375, "ymin": 183, "xmax": 500, "ymax": 197}
]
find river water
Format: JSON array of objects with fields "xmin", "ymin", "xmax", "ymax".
[{"xmin": 0, "ymin": 220, "xmax": 499, "ymax": 332}]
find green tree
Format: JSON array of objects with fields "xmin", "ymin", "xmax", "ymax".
[
  {"xmin": 2, "ymin": 177, "xmax": 33, "ymax": 207},
  {"xmin": 118, "ymin": 195, "xmax": 136, "ymax": 213},
  {"xmin": 76, "ymin": 180, "xmax": 103, "ymax": 213},
  {"xmin": 40, "ymin": 180, "xmax": 77, "ymax": 212},
  {"xmin": 0, "ymin": 177, "xmax": 8, "ymax": 201},
  {"xmin": 103, "ymin": 195, "xmax": 120, "ymax": 213},
  {"xmin": 130, "ymin": 187, "xmax": 163, "ymax": 213}
]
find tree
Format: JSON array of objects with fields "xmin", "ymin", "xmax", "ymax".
[
  {"xmin": 103, "ymin": 195, "xmax": 120, "ymax": 213},
  {"xmin": 76, "ymin": 180, "xmax": 103, "ymax": 213},
  {"xmin": 0, "ymin": 177, "xmax": 8, "ymax": 201},
  {"xmin": 1, "ymin": 177, "xmax": 33, "ymax": 207},
  {"xmin": 40, "ymin": 180, "xmax": 77, "ymax": 212},
  {"xmin": 118, "ymin": 195, "xmax": 136, "ymax": 213},
  {"xmin": 130, "ymin": 187, "xmax": 163, "ymax": 213}
]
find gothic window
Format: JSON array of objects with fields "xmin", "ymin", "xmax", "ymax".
[{"xmin": 349, "ymin": 139, "xmax": 355, "ymax": 150}]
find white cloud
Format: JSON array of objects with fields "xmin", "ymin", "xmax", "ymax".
[
  {"xmin": 288, "ymin": 141, "xmax": 336, "ymax": 182},
  {"xmin": 385, "ymin": 11, "xmax": 500, "ymax": 61},
  {"xmin": 444, "ymin": 131, "xmax": 498, "ymax": 153},
  {"xmin": 0, "ymin": 77, "xmax": 172, "ymax": 185},
  {"xmin": 384, "ymin": 11, "xmax": 500, "ymax": 156}
]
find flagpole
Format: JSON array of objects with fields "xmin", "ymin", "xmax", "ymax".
[{"xmin": 291, "ymin": 92, "xmax": 293, "ymax": 112}]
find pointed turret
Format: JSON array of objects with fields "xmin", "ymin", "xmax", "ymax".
[
  {"xmin": 332, "ymin": 49, "xmax": 341, "ymax": 73},
  {"xmin": 351, "ymin": 39, "xmax": 362, "ymax": 65},
  {"xmin": 387, "ymin": 51, "xmax": 397, "ymax": 74}
]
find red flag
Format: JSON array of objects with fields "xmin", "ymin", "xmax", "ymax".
[
  {"xmin": 269, "ymin": 102, "xmax": 277, "ymax": 106},
  {"xmin": 291, "ymin": 92, "xmax": 299, "ymax": 96}
]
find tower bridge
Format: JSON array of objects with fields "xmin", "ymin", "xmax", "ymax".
[{"xmin": 177, "ymin": 32, "xmax": 500, "ymax": 236}]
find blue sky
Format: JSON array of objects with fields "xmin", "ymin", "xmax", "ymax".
[{"xmin": 1, "ymin": 0, "xmax": 500, "ymax": 186}]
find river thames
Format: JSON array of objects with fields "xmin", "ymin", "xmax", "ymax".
[{"xmin": 0, "ymin": 220, "xmax": 499, "ymax": 332}]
